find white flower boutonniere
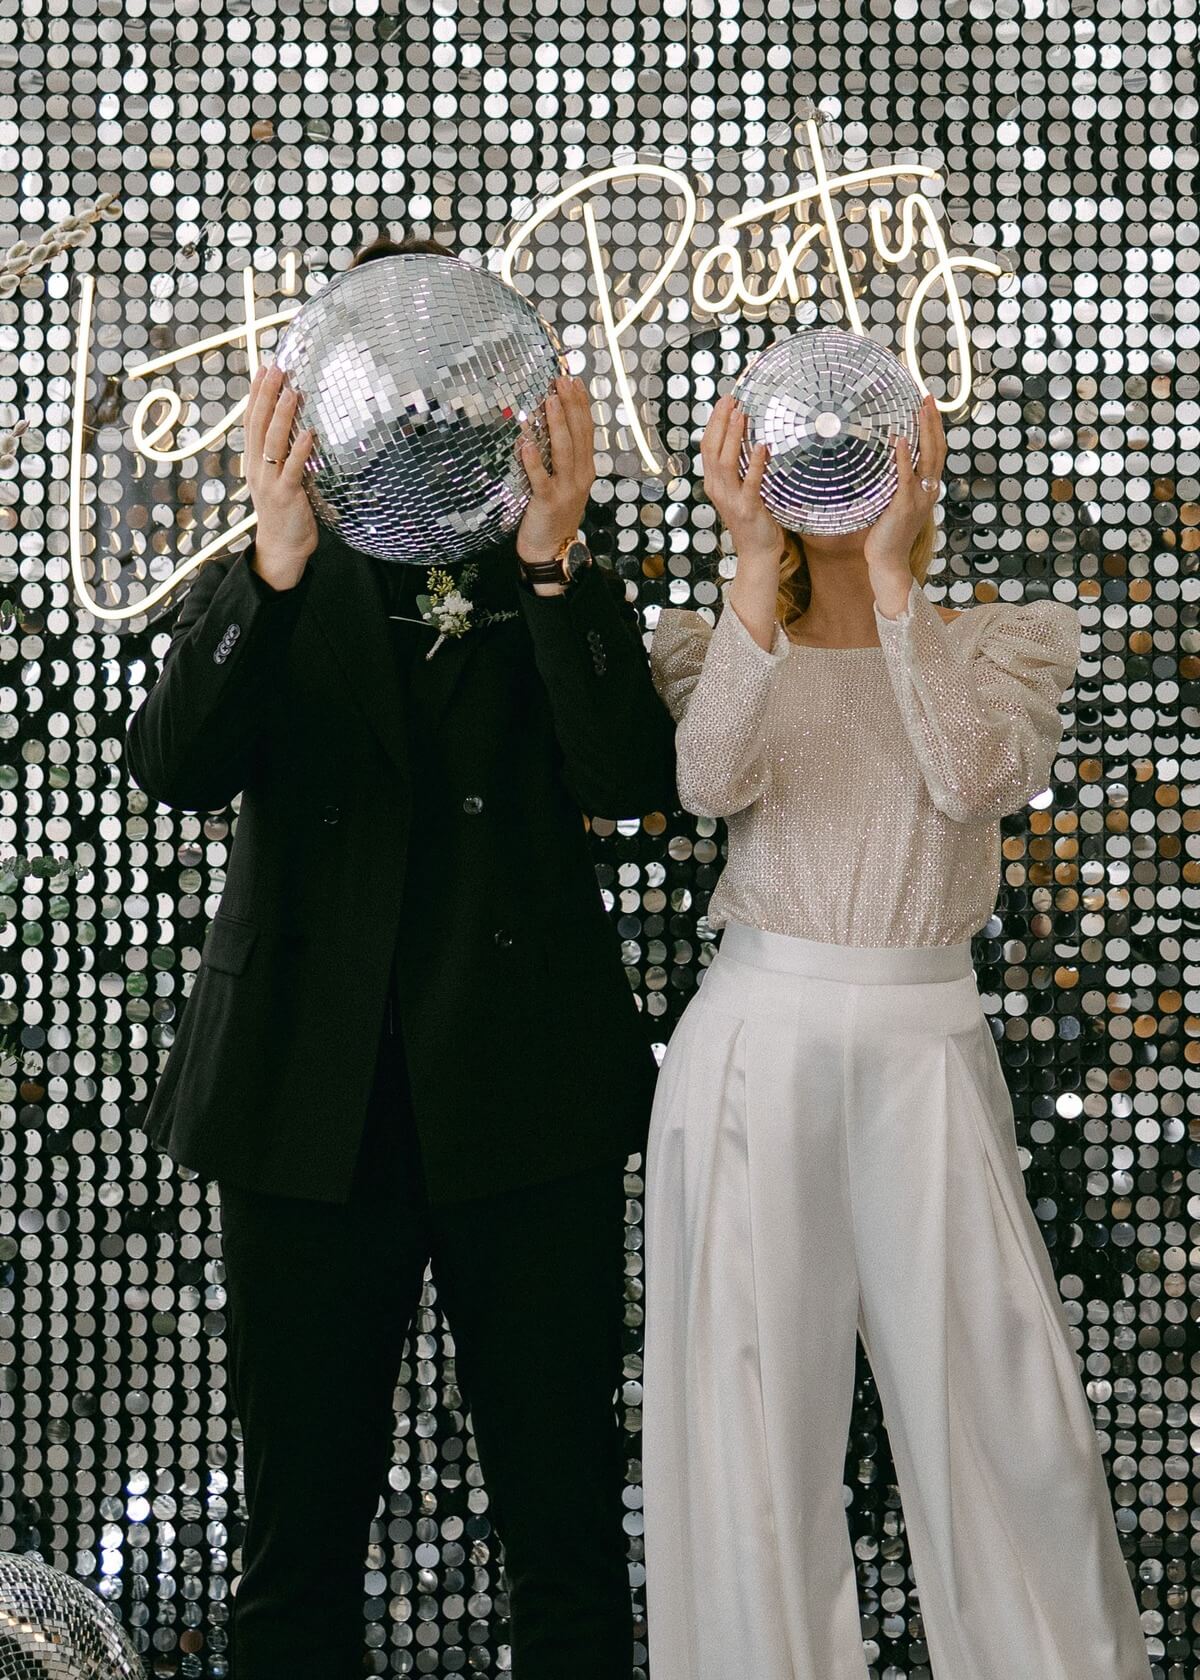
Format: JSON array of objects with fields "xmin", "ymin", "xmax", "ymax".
[{"xmin": 391, "ymin": 562, "xmax": 519, "ymax": 660}]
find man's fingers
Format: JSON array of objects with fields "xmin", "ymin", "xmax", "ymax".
[
  {"xmin": 281, "ymin": 427, "xmax": 314, "ymax": 484},
  {"xmin": 561, "ymin": 375, "xmax": 594, "ymax": 486},
  {"xmin": 244, "ymin": 368, "xmax": 270, "ymax": 463},
  {"xmin": 520, "ymin": 425, "xmax": 551, "ymax": 491},
  {"xmin": 246, "ymin": 367, "xmax": 290, "ymax": 471},
  {"xmin": 543, "ymin": 387, "xmax": 575, "ymax": 481},
  {"xmin": 262, "ymin": 381, "xmax": 299, "ymax": 465}
]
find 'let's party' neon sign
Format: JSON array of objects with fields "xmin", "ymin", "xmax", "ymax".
[{"xmin": 70, "ymin": 124, "xmax": 1007, "ymax": 621}]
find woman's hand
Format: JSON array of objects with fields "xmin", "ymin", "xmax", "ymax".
[
  {"xmin": 702, "ymin": 394, "xmax": 786, "ymax": 653},
  {"xmin": 864, "ymin": 392, "xmax": 946, "ymax": 615},
  {"xmin": 244, "ymin": 363, "xmax": 319, "ymax": 591},
  {"xmin": 515, "ymin": 373, "xmax": 595, "ymax": 585},
  {"xmin": 701, "ymin": 394, "xmax": 786, "ymax": 568}
]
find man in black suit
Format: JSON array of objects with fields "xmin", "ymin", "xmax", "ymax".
[{"xmin": 125, "ymin": 233, "xmax": 678, "ymax": 1680}]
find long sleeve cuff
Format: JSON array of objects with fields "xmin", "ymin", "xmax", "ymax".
[
  {"xmin": 244, "ymin": 550, "xmax": 314, "ymax": 604},
  {"xmin": 514, "ymin": 553, "xmax": 605, "ymax": 639},
  {"xmin": 717, "ymin": 587, "xmax": 791, "ymax": 667},
  {"xmin": 873, "ymin": 573, "xmax": 941, "ymax": 647}
]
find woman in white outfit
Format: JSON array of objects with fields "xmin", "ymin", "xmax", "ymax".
[{"xmin": 641, "ymin": 387, "xmax": 1152, "ymax": 1680}]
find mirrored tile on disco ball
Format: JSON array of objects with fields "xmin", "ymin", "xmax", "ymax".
[
  {"xmin": 0, "ymin": 1554, "xmax": 143, "ymax": 1679},
  {"xmin": 731, "ymin": 327, "xmax": 924, "ymax": 535},
  {"xmin": 273, "ymin": 252, "xmax": 563, "ymax": 565}
]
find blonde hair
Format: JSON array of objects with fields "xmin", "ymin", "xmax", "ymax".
[{"xmin": 776, "ymin": 513, "xmax": 937, "ymax": 638}]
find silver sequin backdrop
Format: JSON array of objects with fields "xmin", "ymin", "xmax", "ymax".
[{"xmin": 0, "ymin": 0, "xmax": 1193, "ymax": 1676}]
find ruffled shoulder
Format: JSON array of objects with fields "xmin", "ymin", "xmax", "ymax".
[{"xmin": 650, "ymin": 607, "xmax": 715, "ymax": 720}]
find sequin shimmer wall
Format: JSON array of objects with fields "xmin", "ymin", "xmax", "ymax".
[{"xmin": 0, "ymin": 0, "xmax": 1194, "ymax": 1676}]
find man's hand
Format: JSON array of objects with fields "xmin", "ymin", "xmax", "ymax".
[
  {"xmin": 244, "ymin": 363, "xmax": 319, "ymax": 592},
  {"xmin": 515, "ymin": 374, "xmax": 595, "ymax": 589}
]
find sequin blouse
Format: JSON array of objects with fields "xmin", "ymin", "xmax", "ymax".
[{"xmin": 649, "ymin": 577, "xmax": 1082, "ymax": 948}]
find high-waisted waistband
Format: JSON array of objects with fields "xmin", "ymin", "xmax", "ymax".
[{"xmin": 717, "ymin": 920, "xmax": 974, "ymax": 985}]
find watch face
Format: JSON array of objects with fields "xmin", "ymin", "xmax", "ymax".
[{"xmin": 565, "ymin": 538, "xmax": 591, "ymax": 577}]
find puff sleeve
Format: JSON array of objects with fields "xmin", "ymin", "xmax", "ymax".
[
  {"xmin": 650, "ymin": 595, "xmax": 790, "ymax": 818},
  {"xmin": 874, "ymin": 579, "xmax": 1081, "ymax": 824}
]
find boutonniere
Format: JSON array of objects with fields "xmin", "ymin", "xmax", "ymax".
[{"xmin": 390, "ymin": 562, "xmax": 519, "ymax": 660}]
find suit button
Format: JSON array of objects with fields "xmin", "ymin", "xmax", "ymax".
[
  {"xmin": 493, "ymin": 928, "xmax": 514, "ymax": 948},
  {"xmin": 463, "ymin": 795, "xmax": 484, "ymax": 815},
  {"xmin": 322, "ymin": 804, "xmax": 340, "ymax": 824}
]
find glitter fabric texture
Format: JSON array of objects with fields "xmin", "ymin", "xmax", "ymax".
[
  {"xmin": 650, "ymin": 583, "xmax": 1081, "ymax": 948},
  {"xmin": 730, "ymin": 329, "xmax": 925, "ymax": 535},
  {"xmin": 272, "ymin": 252, "xmax": 562, "ymax": 565}
]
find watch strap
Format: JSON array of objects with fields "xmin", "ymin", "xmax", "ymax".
[
  {"xmin": 519, "ymin": 532, "xmax": 590, "ymax": 586},
  {"xmin": 520, "ymin": 553, "xmax": 571, "ymax": 585}
]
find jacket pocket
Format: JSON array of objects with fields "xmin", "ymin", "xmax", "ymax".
[{"xmin": 201, "ymin": 911, "xmax": 258, "ymax": 976}]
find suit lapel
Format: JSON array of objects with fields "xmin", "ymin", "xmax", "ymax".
[
  {"xmin": 306, "ymin": 528, "xmax": 526, "ymax": 754},
  {"xmin": 416, "ymin": 623, "xmax": 483, "ymax": 730},
  {"xmin": 306, "ymin": 531, "xmax": 410, "ymax": 784},
  {"xmin": 413, "ymin": 533, "xmax": 525, "ymax": 730}
]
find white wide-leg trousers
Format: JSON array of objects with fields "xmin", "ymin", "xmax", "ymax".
[{"xmin": 642, "ymin": 921, "xmax": 1151, "ymax": 1680}]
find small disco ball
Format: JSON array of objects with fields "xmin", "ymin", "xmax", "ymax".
[
  {"xmin": 0, "ymin": 1553, "xmax": 143, "ymax": 1678},
  {"xmin": 273, "ymin": 252, "xmax": 564, "ymax": 565},
  {"xmin": 731, "ymin": 327, "xmax": 923, "ymax": 535}
]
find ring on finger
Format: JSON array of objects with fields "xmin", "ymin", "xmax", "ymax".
[
  {"xmin": 919, "ymin": 475, "xmax": 937, "ymax": 492},
  {"xmin": 262, "ymin": 454, "xmax": 280, "ymax": 464}
]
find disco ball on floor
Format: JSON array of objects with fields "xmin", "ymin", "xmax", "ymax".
[
  {"xmin": 0, "ymin": 1553, "xmax": 143, "ymax": 1679},
  {"xmin": 730, "ymin": 327, "xmax": 924, "ymax": 535},
  {"xmin": 272, "ymin": 252, "xmax": 564, "ymax": 565}
]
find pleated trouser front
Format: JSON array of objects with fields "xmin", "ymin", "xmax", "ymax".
[{"xmin": 641, "ymin": 920, "xmax": 1151, "ymax": 1680}]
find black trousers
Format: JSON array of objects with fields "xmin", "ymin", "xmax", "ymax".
[{"xmin": 217, "ymin": 1019, "xmax": 634, "ymax": 1679}]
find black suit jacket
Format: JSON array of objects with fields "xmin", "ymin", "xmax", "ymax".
[{"xmin": 125, "ymin": 523, "xmax": 679, "ymax": 1204}]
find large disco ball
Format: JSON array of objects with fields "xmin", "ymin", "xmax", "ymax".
[
  {"xmin": 731, "ymin": 327, "xmax": 923, "ymax": 535},
  {"xmin": 272, "ymin": 252, "xmax": 564, "ymax": 564},
  {"xmin": 0, "ymin": 1553, "xmax": 143, "ymax": 1678}
]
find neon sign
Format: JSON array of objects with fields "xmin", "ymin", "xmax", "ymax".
[
  {"xmin": 69, "ymin": 132, "xmax": 1005, "ymax": 621},
  {"xmin": 69, "ymin": 255, "xmax": 305, "ymax": 623},
  {"xmin": 497, "ymin": 121, "xmax": 1005, "ymax": 473}
]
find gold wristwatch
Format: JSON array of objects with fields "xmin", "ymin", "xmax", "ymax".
[{"xmin": 518, "ymin": 530, "xmax": 592, "ymax": 588}]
